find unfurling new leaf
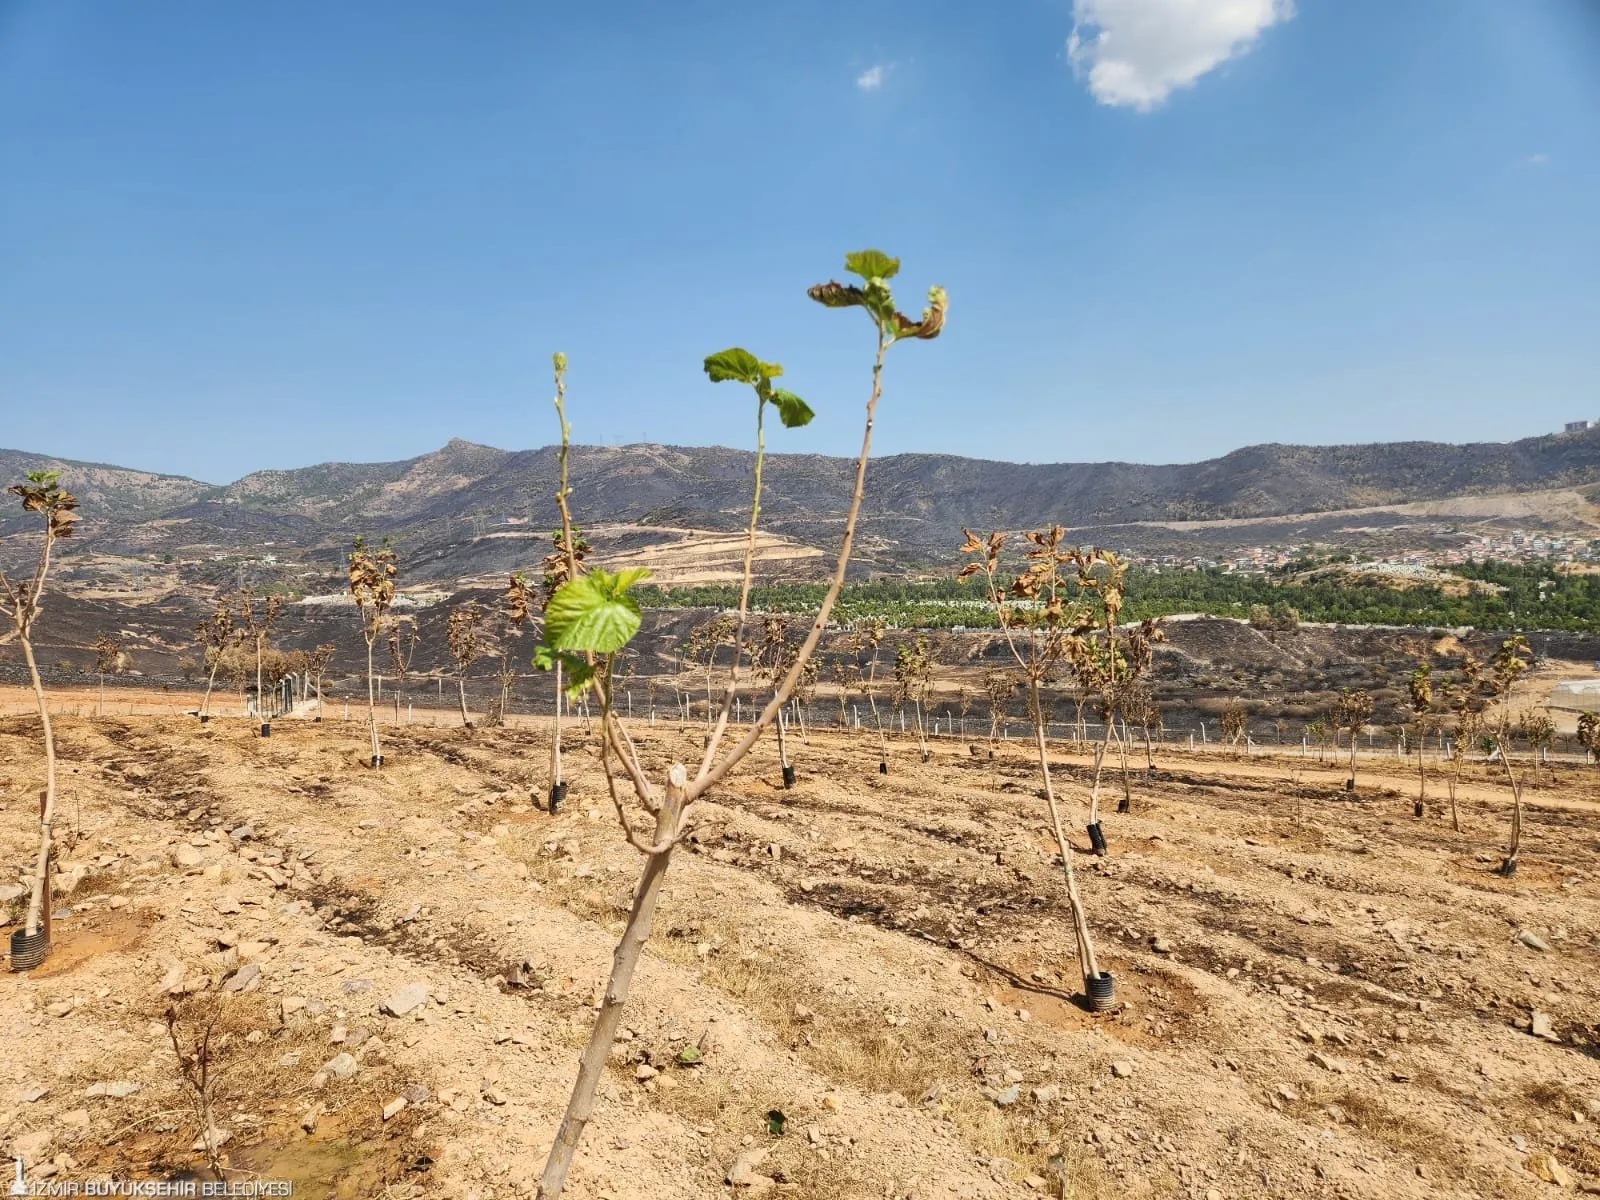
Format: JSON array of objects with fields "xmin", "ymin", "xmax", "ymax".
[{"xmin": 845, "ymin": 249, "xmax": 900, "ymax": 281}]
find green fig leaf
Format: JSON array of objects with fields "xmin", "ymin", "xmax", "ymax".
[
  {"xmin": 769, "ymin": 388, "xmax": 814, "ymax": 429},
  {"xmin": 703, "ymin": 348, "xmax": 765, "ymax": 385},
  {"xmin": 544, "ymin": 568, "xmax": 651, "ymax": 653}
]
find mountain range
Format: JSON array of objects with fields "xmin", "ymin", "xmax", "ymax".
[{"xmin": 3, "ymin": 425, "xmax": 1599, "ymax": 587}]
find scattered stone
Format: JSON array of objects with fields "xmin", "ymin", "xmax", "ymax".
[
  {"xmin": 382, "ymin": 982, "xmax": 429, "ymax": 1017},
  {"xmin": 727, "ymin": 1145, "xmax": 775, "ymax": 1192},
  {"xmin": 635, "ymin": 1064, "xmax": 659, "ymax": 1083},
  {"xmin": 481, "ymin": 1085, "xmax": 508, "ymax": 1106},
  {"xmin": 994, "ymin": 1084, "xmax": 1021, "ymax": 1107},
  {"xmin": 154, "ymin": 962, "xmax": 186, "ymax": 997},
  {"xmin": 1276, "ymin": 1084, "xmax": 1299, "ymax": 1103},
  {"xmin": 323, "ymin": 1053, "xmax": 358, "ymax": 1081},
  {"xmin": 85, "ymin": 1081, "xmax": 140, "ymax": 1099},
  {"xmin": 229, "ymin": 825, "xmax": 255, "ymax": 842},
  {"xmin": 172, "ymin": 845, "xmax": 205, "ymax": 869},
  {"xmin": 222, "ymin": 964, "xmax": 261, "ymax": 993},
  {"xmin": 1531, "ymin": 1011, "xmax": 1560, "ymax": 1042},
  {"xmin": 1518, "ymin": 931, "xmax": 1552, "ymax": 953},
  {"xmin": 342, "ymin": 978, "xmax": 373, "ymax": 995},
  {"xmin": 1151, "ymin": 937, "xmax": 1174, "ymax": 954},
  {"xmin": 281, "ymin": 997, "xmax": 307, "ymax": 1020},
  {"xmin": 18, "ymin": 1087, "xmax": 48, "ymax": 1103},
  {"xmin": 190, "ymin": 1129, "xmax": 231, "ymax": 1153},
  {"xmin": 1111, "ymin": 1061, "xmax": 1134, "ymax": 1079},
  {"xmin": 300, "ymin": 1103, "xmax": 322, "ymax": 1133},
  {"xmin": 402, "ymin": 1084, "xmax": 429, "ymax": 1105},
  {"xmin": 1525, "ymin": 1151, "xmax": 1573, "ymax": 1188},
  {"xmin": 45, "ymin": 1000, "xmax": 75, "ymax": 1018},
  {"xmin": 1032, "ymin": 1085, "xmax": 1059, "ymax": 1103},
  {"xmin": 382, "ymin": 1097, "xmax": 407, "ymax": 1121},
  {"xmin": 1309, "ymin": 1052, "xmax": 1348, "ymax": 1073},
  {"xmin": 212, "ymin": 895, "xmax": 242, "ymax": 915}
]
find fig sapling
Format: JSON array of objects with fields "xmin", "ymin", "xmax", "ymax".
[
  {"xmin": 0, "ymin": 471, "xmax": 79, "ymax": 954},
  {"xmin": 93, "ymin": 632, "xmax": 125, "ymax": 717},
  {"xmin": 348, "ymin": 536, "xmax": 398, "ymax": 765},
  {"xmin": 449, "ymin": 599, "xmax": 492, "ymax": 727},
  {"xmin": 534, "ymin": 252, "xmax": 945, "ymax": 1200},
  {"xmin": 195, "ymin": 598, "xmax": 241, "ymax": 720},
  {"xmin": 960, "ymin": 527, "xmax": 1117, "ymax": 998}
]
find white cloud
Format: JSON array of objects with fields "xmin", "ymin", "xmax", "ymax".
[
  {"xmin": 1524, "ymin": 152, "xmax": 1550, "ymax": 166},
  {"xmin": 1067, "ymin": 0, "xmax": 1295, "ymax": 111},
  {"xmin": 856, "ymin": 63, "xmax": 889, "ymax": 91}
]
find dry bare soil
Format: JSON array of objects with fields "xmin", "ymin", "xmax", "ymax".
[{"xmin": 2, "ymin": 703, "xmax": 1598, "ymax": 1200}]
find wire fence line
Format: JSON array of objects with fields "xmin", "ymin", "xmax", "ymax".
[{"xmin": 4, "ymin": 680, "xmax": 1594, "ymax": 766}]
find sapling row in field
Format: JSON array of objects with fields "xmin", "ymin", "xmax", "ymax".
[{"xmin": 529, "ymin": 250, "xmax": 945, "ymax": 1199}]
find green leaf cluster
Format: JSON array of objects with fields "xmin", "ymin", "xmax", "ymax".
[
  {"xmin": 807, "ymin": 249, "xmax": 947, "ymax": 341},
  {"xmin": 702, "ymin": 348, "xmax": 814, "ymax": 429}
]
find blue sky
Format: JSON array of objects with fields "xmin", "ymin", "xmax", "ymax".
[{"xmin": 1, "ymin": 0, "xmax": 1597, "ymax": 482}]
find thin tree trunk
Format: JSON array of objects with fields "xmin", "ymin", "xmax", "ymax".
[
  {"xmin": 21, "ymin": 635, "xmax": 59, "ymax": 938},
  {"xmin": 1448, "ymin": 752, "xmax": 1464, "ymax": 832},
  {"xmin": 775, "ymin": 707, "xmax": 790, "ymax": 769},
  {"xmin": 1417, "ymin": 740, "xmax": 1427, "ymax": 814},
  {"xmin": 200, "ymin": 656, "xmax": 222, "ymax": 719},
  {"xmin": 537, "ymin": 772, "xmax": 685, "ymax": 1198},
  {"xmin": 98, "ymin": 673, "xmax": 105, "ymax": 718},
  {"xmin": 365, "ymin": 641, "xmax": 380, "ymax": 762},
  {"xmin": 1114, "ymin": 718, "xmax": 1133, "ymax": 814},
  {"xmin": 550, "ymin": 659, "xmax": 564, "ymax": 789},
  {"xmin": 1088, "ymin": 725, "xmax": 1113, "ymax": 825},
  {"xmin": 1498, "ymin": 752, "xmax": 1526, "ymax": 873},
  {"xmin": 457, "ymin": 674, "xmax": 471, "ymax": 726},
  {"xmin": 1027, "ymin": 686, "xmax": 1100, "ymax": 988}
]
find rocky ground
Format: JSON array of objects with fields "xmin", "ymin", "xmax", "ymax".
[{"xmin": 1, "ymin": 701, "xmax": 1598, "ymax": 1199}]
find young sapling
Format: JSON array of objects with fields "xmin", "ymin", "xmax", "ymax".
[
  {"xmin": 349, "ymin": 536, "xmax": 398, "ymax": 766},
  {"xmin": 92, "ymin": 632, "xmax": 124, "ymax": 717},
  {"xmin": 534, "ymin": 252, "xmax": 944, "ymax": 1199},
  {"xmin": 0, "ymin": 471, "xmax": 79, "ymax": 964},
  {"xmin": 449, "ymin": 599, "xmax": 492, "ymax": 727}
]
